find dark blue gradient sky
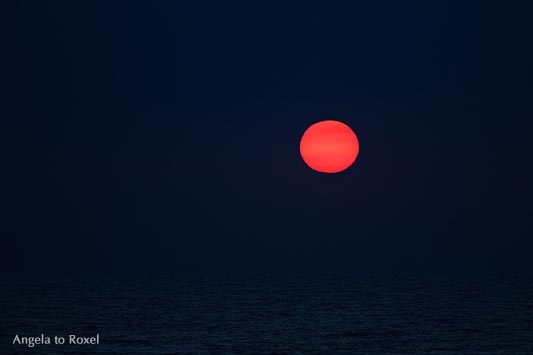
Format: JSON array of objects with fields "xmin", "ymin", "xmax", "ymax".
[{"xmin": 3, "ymin": 1, "xmax": 532, "ymax": 274}]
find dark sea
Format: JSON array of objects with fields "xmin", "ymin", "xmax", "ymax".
[{"xmin": 1, "ymin": 273, "xmax": 532, "ymax": 354}]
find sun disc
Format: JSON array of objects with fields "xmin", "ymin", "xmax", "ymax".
[{"xmin": 300, "ymin": 120, "xmax": 359, "ymax": 173}]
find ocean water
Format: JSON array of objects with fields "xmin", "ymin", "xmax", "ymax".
[{"xmin": 1, "ymin": 273, "xmax": 532, "ymax": 354}]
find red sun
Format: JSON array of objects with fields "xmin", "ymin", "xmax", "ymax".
[{"xmin": 300, "ymin": 120, "xmax": 359, "ymax": 173}]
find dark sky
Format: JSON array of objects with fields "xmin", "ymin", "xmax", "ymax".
[{"xmin": 3, "ymin": 1, "xmax": 532, "ymax": 274}]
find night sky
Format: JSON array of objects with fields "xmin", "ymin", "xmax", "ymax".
[{"xmin": 3, "ymin": 1, "xmax": 533, "ymax": 274}]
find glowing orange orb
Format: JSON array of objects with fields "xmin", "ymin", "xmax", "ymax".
[{"xmin": 300, "ymin": 120, "xmax": 359, "ymax": 173}]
